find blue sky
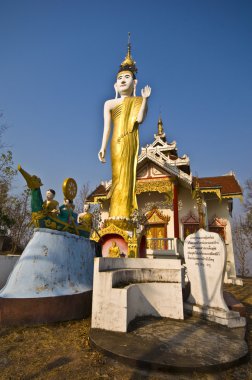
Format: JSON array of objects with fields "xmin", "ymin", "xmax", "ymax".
[{"xmin": 0, "ymin": 0, "xmax": 251, "ymax": 207}]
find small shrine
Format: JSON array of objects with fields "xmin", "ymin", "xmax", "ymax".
[
  {"xmin": 17, "ymin": 166, "xmax": 91, "ymax": 238},
  {"xmin": 88, "ymin": 117, "xmax": 242, "ymax": 283}
]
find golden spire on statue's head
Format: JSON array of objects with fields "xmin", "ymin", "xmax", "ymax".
[
  {"xmin": 121, "ymin": 32, "xmax": 135, "ymax": 66},
  {"xmin": 118, "ymin": 32, "xmax": 138, "ymax": 78}
]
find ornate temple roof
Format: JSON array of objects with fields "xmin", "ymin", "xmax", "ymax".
[
  {"xmin": 87, "ymin": 183, "xmax": 107, "ymax": 202},
  {"xmin": 138, "ymin": 117, "xmax": 192, "ymax": 183},
  {"xmin": 193, "ymin": 175, "xmax": 243, "ymax": 198}
]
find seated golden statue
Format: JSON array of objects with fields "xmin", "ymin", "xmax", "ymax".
[
  {"xmin": 78, "ymin": 203, "xmax": 93, "ymax": 232},
  {"xmin": 42, "ymin": 189, "xmax": 59, "ymax": 216},
  {"xmin": 59, "ymin": 198, "xmax": 78, "ymax": 224},
  {"xmin": 108, "ymin": 241, "xmax": 121, "ymax": 258}
]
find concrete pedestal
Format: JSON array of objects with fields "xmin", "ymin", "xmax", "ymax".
[
  {"xmin": 91, "ymin": 258, "xmax": 184, "ymax": 332},
  {"xmin": 0, "ymin": 228, "xmax": 98, "ymax": 326}
]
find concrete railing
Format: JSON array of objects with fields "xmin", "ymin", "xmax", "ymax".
[
  {"xmin": 111, "ymin": 268, "xmax": 182, "ymax": 288},
  {"xmin": 146, "ymin": 238, "xmax": 175, "ymax": 251}
]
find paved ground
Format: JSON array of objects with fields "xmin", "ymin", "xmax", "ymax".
[
  {"xmin": 90, "ymin": 315, "xmax": 247, "ymax": 372},
  {"xmin": 0, "ymin": 278, "xmax": 251, "ymax": 380}
]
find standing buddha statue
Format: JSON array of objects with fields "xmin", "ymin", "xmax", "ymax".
[{"xmin": 98, "ymin": 35, "xmax": 151, "ymax": 222}]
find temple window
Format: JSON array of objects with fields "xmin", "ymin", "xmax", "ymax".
[
  {"xmin": 208, "ymin": 217, "xmax": 227, "ymax": 242},
  {"xmin": 181, "ymin": 211, "xmax": 199, "ymax": 240}
]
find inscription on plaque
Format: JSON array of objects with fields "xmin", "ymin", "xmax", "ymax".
[
  {"xmin": 184, "ymin": 229, "xmax": 228, "ymax": 310},
  {"xmin": 186, "ymin": 234, "xmax": 220, "ymax": 268}
]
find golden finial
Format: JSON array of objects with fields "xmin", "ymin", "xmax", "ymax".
[
  {"xmin": 194, "ymin": 177, "xmax": 206, "ymax": 229},
  {"xmin": 157, "ymin": 115, "xmax": 164, "ymax": 135},
  {"xmin": 119, "ymin": 32, "xmax": 137, "ymax": 75}
]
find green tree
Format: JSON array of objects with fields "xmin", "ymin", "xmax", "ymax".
[
  {"xmin": 7, "ymin": 188, "xmax": 32, "ymax": 253},
  {"xmin": 75, "ymin": 182, "xmax": 91, "ymax": 214},
  {"xmin": 0, "ymin": 115, "xmax": 33, "ymax": 253},
  {"xmin": 232, "ymin": 179, "xmax": 252, "ymax": 277},
  {"xmin": 0, "ymin": 122, "xmax": 17, "ymax": 236},
  {"xmin": 243, "ymin": 179, "xmax": 252, "ymax": 248},
  {"xmin": 233, "ymin": 216, "xmax": 250, "ymax": 277}
]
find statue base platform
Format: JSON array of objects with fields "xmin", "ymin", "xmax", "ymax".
[
  {"xmin": 184, "ymin": 302, "xmax": 246, "ymax": 328},
  {"xmin": 0, "ymin": 228, "xmax": 99, "ymax": 326},
  {"xmin": 91, "ymin": 258, "xmax": 185, "ymax": 332},
  {"xmin": 0, "ymin": 291, "xmax": 92, "ymax": 326},
  {"xmin": 90, "ymin": 315, "xmax": 248, "ymax": 373}
]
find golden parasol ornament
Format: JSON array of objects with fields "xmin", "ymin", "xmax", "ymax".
[{"xmin": 62, "ymin": 178, "xmax": 78, "ymax": 200}]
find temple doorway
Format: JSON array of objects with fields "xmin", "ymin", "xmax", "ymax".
[{"xmin": 146, "ymin": 224, "xmax": 167, "ymax": 250}]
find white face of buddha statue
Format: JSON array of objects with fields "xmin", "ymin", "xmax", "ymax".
[{"xmin": 116, "ymin": 71, "xmax": 137, "ymax": 97}]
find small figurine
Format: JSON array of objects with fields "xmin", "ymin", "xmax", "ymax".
[
  {"xmin": 42, "ymin": 189, "xmax": 59, "ymax": 216},
  {"xmin": 18, "ymin": 167, "xmax": 90, "ymax": 237},
  {"xmin": 78, "ymin": 203, "xmax": 93, "ymax": 232},
  {"xmin": 108, "ymin": 241, "xmax": 121, "ymax": 258},
  {"xmin": 59, "ymin": 198, "xmax": 78, "ymax": 224}
]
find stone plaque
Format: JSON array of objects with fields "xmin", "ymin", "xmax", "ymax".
[{"xmin": 184, "ymin": 229, "xmax": 228, "ymax": 310}]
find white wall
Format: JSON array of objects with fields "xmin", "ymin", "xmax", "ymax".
[
  {"xmin": 0, "ymin": 255, "xmax": 19, "ymax": 289},
  {"xmin": 178, "ymin": 186, "xmax": 198, "ymax": 239}
]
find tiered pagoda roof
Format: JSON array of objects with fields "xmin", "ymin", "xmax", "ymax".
[{"xmin": 137, "ymin": 117, "xmax": 192, "ymax": 183}]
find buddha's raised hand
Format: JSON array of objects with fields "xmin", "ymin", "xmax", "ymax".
[{"xmin": 141, "ymin": 85, "xmax": 151, "ymax": 98}]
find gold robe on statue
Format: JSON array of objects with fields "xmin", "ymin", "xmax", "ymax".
[
  {"xmin": 108, "ymin": 96, "xmax": 143, "ymax": 218},
  {"xmin": 78, "ymin": 212, "xmax": 93, "ymax": 232}
]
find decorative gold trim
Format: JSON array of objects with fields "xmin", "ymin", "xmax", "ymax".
[
  {"xmin": 90, "ymin": 231, "xmax": 100, "ymax": 242},
  {"xmin": 136, "ymin": 178, "xmax": 173, "ymax": 198},
  {"xmin": 222, "ymin": 194, "xmax": 243, "ymax": 202},
  {"xmin": 44, "ymin": 219, "xmax": 57, "ymax": 230},
  {"xmin": 104, "ymin": 218, "xmax": 135, "ymax": 231},
  {"xmin": 94, "ymin": 223, "xmax": 130, "ymax": 242},
  {"xmin": 193, "ymin": 188, "xmax": 221, "ymax": 199},
  {"xmin": 201, "ymin": 188, "xmax": 221, "ymax": 199},
  {"xmin": 128, "ymin": 242, "xmax": 138, "ymax": 257},
  {"xmin": 146, "ymin": 208, "xmax": 170, "ymax": 224},
  {"xmin": 93, "ymin": 195, "xmax": 107, "ymax": 203},
  {"xmin": 31, "ymin": 210, "xmax": 47, "ymax": 227}
]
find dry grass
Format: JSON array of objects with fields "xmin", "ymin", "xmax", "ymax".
[{"xmin": 0, "ymin": 279, "xmax": 252, "ymax": 380}]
